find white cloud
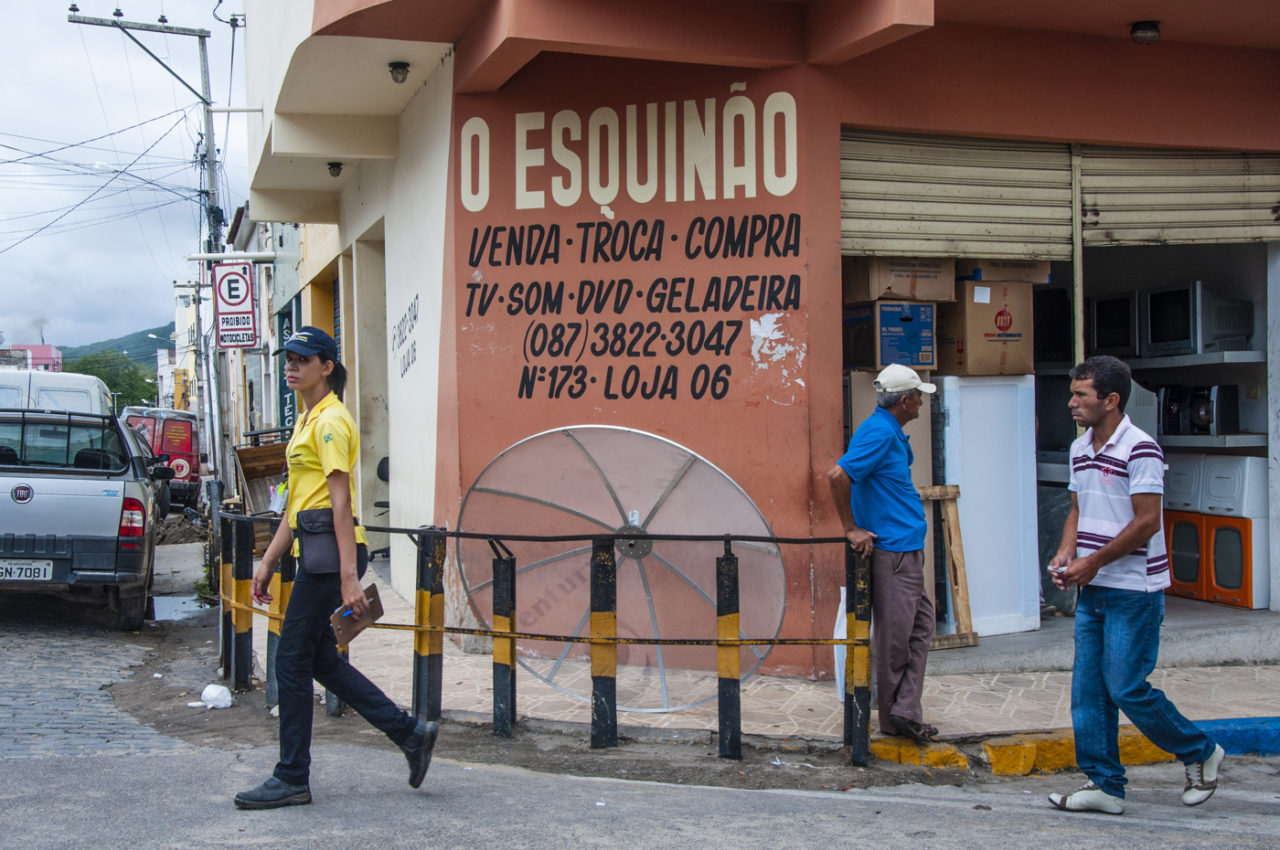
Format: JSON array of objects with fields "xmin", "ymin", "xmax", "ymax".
[{"xmin": 0, "ymin": 1, "xmax": 248, "ymax": 347}]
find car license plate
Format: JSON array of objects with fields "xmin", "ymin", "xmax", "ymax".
[{"xmin": 0, "ymin": 560, "xmax": 53, "ymax": 581}]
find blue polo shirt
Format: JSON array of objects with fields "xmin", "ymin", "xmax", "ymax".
[{"xmin": 837, "ymin": 406, "xmax": 926, "ymax": 552}]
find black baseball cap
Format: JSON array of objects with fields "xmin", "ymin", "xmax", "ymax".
[{"xmin": 279, "ymin": 326, "xmax": 338, "ymax": 361}]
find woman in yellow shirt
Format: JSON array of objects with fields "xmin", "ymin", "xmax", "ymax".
[{"xmin": 235, "ymin": 327, "xmax": 437, "ymax": 810}]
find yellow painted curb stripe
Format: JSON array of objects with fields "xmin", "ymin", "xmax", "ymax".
[
  {"xmin": 870, "ymin": 739, "xmax": 968, "ymax": 769},
  {"xmin": 983, "ymin": 726, "xmax": 1175, "ymax": 776}
]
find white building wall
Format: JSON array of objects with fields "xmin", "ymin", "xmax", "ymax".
[
  {"xmin": 243, "ymin": 0, "xmax": 313, "ymax": 175},
  {"xmin": 322, "ymin": 56, "xmax": 455, "ymax": 597},
  {"xmin": 381, "ymin": 56, "xmax": 454, "ymax": 596}
]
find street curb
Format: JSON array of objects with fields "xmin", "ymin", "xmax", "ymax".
[
  {"xmin": 871, "ymin": 738, "xmax": 969, "ymax": 769},
  {"xmin": 977, "ymin": 717, "xmax": 1280, "ymax": 776},
  {"xmin": 1196, "ymin": 717, "xmax": 1280, "ymax": 756},
  {"xmin": 437, "ymin": 709, "xmax": 1280, "ymax": 774},
  {"xmin": 981, "ymin": 726, "xmax": 1172, "ymax": 776}
]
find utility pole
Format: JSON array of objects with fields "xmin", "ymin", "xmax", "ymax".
[{"xmin": 70, "ymin": 10, "xmax": 227, "ymax": 499}]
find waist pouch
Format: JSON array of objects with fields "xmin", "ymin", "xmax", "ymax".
[{"xmin": 296, "ymin": 508, "xmax": 367, "ymax": 577}]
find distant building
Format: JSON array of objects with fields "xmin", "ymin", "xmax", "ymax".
[{"xmin": 5, "ymin": 345, "xmax": 61, "ymax": 371}]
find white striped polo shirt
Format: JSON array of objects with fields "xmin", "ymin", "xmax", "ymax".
[{"xmin": 1068, "ymin": 415, "xmax": 1170, "ymax": 591}]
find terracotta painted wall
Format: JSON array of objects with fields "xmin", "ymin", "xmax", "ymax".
[
  {"xmin": 438, "ymin": 20, "xmax": 1278, "ymax": 680},
  {"xmin": 447, "ymin": 57, "xmax": 835, "ymax": 675},
  {"xmin": 828, "ymin": 23, "xmax": 1280, "ymax": 151}
]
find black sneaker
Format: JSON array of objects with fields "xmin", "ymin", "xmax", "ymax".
[
  {"xmin": 233, "ymin": 776, "xmax": 312, "ymax": 810},
  {"xmin": 401, "ymin": 719, "xmax": 439, "ymax": 789}
]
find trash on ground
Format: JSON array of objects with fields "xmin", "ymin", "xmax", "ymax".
[{"xmin": 200, "ymin": 683, "xmax": 233, "ymax": 709}]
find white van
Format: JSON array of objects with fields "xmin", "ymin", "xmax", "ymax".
[{"xmin": 0, "ymin": 369, "xmax": 113, "ymax": 415}]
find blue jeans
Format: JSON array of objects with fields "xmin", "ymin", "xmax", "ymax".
[
  {"xmin": 274, "ymin": 566, "xmax": 417, "ymax": 785},
  {"xmin": 1071, "ymin": 585, "xmax": 1216, "ymax": 798}
]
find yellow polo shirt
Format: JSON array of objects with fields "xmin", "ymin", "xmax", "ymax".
[{"xmin": 286, "ymin": 391, "xmax": 367, "ymax": 554}]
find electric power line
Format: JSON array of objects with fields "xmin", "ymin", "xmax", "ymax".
[{"xmin": 0, "ymin": 113, "xmax": 186, "ymax": 256}]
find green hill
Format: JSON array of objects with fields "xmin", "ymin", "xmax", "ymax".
[{"xmin": 58, "ymin": 323, "xmax": 176, "ymax": 372}]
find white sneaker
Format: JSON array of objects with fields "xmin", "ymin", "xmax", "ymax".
[
  {"xmin": 1182, "ymin": 744, "xmax": 1225, "ymax": 806},
  {"xmin": 1048, "ymin": 781, "xmax": 1124, "ymax": 815}
]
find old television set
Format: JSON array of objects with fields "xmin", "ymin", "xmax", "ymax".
[
  {"xmin": 1141, "ymin": 280, "xmax": 1254, "ymax": 356},
  {"xmin": 1161, "ymin": 457, "xmax": 1269, "ymax": 609},
  {"xmin": 1087, "ymin": 291, "xmax": 1139, "ymax": 357},
  {"xmin": 1163, "ymin": 510, "xmax": 1204, "ymax": 600},
  {"xmin": 1202, "ymin": 515, "xmax": 1269, "ymax": 609}
]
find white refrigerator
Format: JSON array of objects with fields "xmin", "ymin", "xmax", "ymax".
[{"xmin": 936, "ymin": 374, "xmax": 1040, "ymax": 636}]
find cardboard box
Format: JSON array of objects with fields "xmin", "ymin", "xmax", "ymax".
[
  {"xmin": 955, "ymin": 258, "xmax": 1052, "ymax": 285},
  {"xmin": 843, "ymin": 257, "xmax": 956, "ymax": 303},
  {"xmin": 843, "ymin": 301, "xmax": 936, "ymax": 370},
  {"xmin": 936, "ymin": 282, "xmax": 1034, "ymax": 375}
]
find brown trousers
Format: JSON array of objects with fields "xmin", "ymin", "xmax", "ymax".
[{"xmin": 870, "ymin": 548, "xmax": 935, "ymax": 731}]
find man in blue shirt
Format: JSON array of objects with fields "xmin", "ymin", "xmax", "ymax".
[{"xmin": 826, "ymin": 363, "xmax": 936, "ymax": 743}]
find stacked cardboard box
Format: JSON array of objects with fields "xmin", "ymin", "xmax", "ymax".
[
  {"xmin": 842, "ymin": 257, "xmax": 954, "ymax": 370},
  {"xmin": 936, "ymin": 260, "xmax": 1050, "ymax": 375}
]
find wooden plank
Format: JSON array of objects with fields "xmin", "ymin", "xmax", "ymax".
[
  {"xmin": 917, "ymin": 484, "xmax": 979, "ymax": 652},
  {"xmin": 930, "ymin": 632, "xmax": 979, "ymax": 650},
  {"xmin": 235, "ymin": 443, "xmax": 288, "ymax": 479},
  {"xmin": 940, "ymin": 497, "xmax": 975, "ymax": 639}
]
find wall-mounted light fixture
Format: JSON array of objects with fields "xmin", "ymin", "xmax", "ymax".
[
  {"xmin": 388, "ymin": 61, "xmax": 411, "ymax": 84},
  {"xmin": 327, "ymin": 162, "xmax": 343, "ymax": 177},
  {"xmin": 1130, "ymin": 20, "xmax": 1160, "ymax": 44}
]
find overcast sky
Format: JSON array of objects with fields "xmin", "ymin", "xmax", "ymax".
[{"xmin": 0, "ymin": 1, "xmax": 248, "ymax": 350}]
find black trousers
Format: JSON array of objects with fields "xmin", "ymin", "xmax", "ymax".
[{"xmin": 273, "ymin": 565, "xmax": 417, "ymax": 784}]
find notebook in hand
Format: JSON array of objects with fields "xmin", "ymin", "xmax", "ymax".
[{"xmin": 330, "ymin": 583, "xmax": 384, "ymax": 648}]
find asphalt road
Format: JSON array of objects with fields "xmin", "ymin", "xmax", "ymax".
[
  {"xmin": 2, "ymin": 571, "xmax": 1278, "ymax": 849},
  {"xmin": 3, "ymin": 744, "xmax": 1279, "ymax": 849}
]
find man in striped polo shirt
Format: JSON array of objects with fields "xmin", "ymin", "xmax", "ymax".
[{"xmin": 1047, "ymin": 355, "xmax": 1223, "ymax": 816}]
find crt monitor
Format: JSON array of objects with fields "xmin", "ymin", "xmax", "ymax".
[
  {"xmin": 1142, "ymin": 280, "xmax": 1253, "ymax": 356},
  {"xmin": 1088, "ymin": 291, "xmax": 1139, "ymax": 357}
]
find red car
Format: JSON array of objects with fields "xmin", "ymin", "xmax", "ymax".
[{"xmin": 121, "ymin": 407, "xmax": 203, "ymax": 508}]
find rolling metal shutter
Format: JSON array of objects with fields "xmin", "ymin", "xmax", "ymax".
[
  {"xmin": 840, "ymin": 131, "xmax": 1074, "ymax": 259},
  {"xmin": 1080, "ymin": 147, "xmax": 1280, "ymax": 246}
]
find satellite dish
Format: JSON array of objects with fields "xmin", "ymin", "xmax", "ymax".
[{"xmin": 457, "ymin": 425, "xmax": 785, "ymax": 712}]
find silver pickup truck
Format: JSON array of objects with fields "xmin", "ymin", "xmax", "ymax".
[{"xmin": 0, "ymin": 408, "xmax": 174, "ymax": 629}]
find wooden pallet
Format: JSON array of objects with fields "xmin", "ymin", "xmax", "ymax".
[
  {"xmin": 232, "ymin": 442, "xmax": 288, "ymax": 552},
  {"xmin": 918, "ymin": 485, "xmax": 979, "ymax": 650}
]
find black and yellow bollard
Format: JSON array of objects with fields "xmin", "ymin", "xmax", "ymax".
[
  {"xmin": 264, "ymin": 534, "xmax": 294, "ymax": 708},
  {"xmin": 843, "ymin": 545, "xmax": 872, "ymax": 766},
  {"xmin": 231, "ymin": 515, "xmax": 255, "ymax": 690},
  {"xmin": 716, "ymin": 539, "xmax": 741, "ymax": 760},
  {"xmin": 589, "ymin": 537, "xmax": 618, "ymax": 749},
  {"xmin": 219, "ymin": 511, "xmax": 233, "ymax": 679},
  {"xmin": 412, "ymin": 527, "xmax": 446, "ymax": 721},
  {"xmin": 490, "ymin": 539, "xmax": 517, "ymax": 737}
]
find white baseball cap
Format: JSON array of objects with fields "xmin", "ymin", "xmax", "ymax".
[{"xmin": 874, "ymin": 363, "xmax": 936, "ymax": 394}]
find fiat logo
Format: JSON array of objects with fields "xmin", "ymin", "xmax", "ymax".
[{"xmin": 11, "ymin": 484, "xmax": 34, "ymax": 504}]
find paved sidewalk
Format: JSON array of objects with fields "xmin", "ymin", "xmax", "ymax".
[{"xmin": 244, "ymin": 560, "xmax": 1280, "ymax": 772}]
